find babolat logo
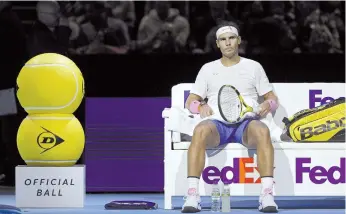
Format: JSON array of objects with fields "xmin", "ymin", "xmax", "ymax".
[
  {"xmin": 37, "ymin": 127, "xmax": 64, "ymax": 154},
  {"xmin": 309, "ymin": 89, "xmax": 345, "ymax": 108},
  {"xmin": 300, "ymin": 117, "xmax": 345, "ymax": 140}
]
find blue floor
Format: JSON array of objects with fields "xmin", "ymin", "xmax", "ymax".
[{"xmin": 0, "ymin": 187, "xmax": 345, "ymax": 214}]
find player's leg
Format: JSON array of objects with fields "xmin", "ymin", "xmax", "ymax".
[
  {"xmin": 187, "ymin": 119, "xmax": 225, "ymax": 178},
  {"xmin": 182, "ymin": 119, "xmax": 235, "ymax": 213},
  {"xmin": 242, "ymin": 120, "xmax": 278, "ymax": 213}
]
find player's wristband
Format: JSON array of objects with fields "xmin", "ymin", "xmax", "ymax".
[
  {"xmin": 189, "ymin": 100, "xmax": 201, "ymax": 114},
  {"xmin": 267, "ymin": 99, "xmax": 278, "ymax": 112}
]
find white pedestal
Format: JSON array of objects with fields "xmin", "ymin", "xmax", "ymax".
[{"xmin": 15, "ymin": 165, "xmax": 85, "ymax": 208}]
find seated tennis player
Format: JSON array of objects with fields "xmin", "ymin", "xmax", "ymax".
[{"xmin": 182, "ymin": 24, "xmax": 279, "ymax": 213}]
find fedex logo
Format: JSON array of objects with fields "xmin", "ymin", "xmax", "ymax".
[
  {"xmin": 202, "ymin": 158, "xmax": 260, "ymax": 184},
  {"xmin": 309, "ymin": 90, "xmax": 345, "ymax": 108},
  {"xmin": 296, "ymin": 158, "xmax": 345, "ymax": 185}
]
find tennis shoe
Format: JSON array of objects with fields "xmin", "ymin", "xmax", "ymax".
[
  {"xmin": 258, "ymin": 188, "xmax": 278, "ymax": 213},
  {"xmin": 181, "ymin": 188, "xmax": 201, "ymax": 213}
]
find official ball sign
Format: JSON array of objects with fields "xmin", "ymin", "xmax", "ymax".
[
  {"xmin": 23, "ymin": 178, "xmax": 75, "ymax": 196},
  {"xmin": 15, "ymin": 165, "xmax": 85, "ymax": 208}
]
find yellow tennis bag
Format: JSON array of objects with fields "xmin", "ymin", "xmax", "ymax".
[{"xmin": 281, "ymin": 97, "xmax": 345, "ymax": 142}]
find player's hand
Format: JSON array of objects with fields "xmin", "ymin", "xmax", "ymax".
[
  {"xmin": 199, "ymin": 104, "xmax": 213, "ymax": 119},
  {"xmin": 257, "ymin": 101, "xmax": 271, "ymax": 117}
]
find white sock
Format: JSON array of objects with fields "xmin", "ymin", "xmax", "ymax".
[
  {"xmin": 187, "ymin": 177, "xmax": 199, "ymax": 195},
  {"xmin": 261, "ymin": 177, "xmax": 274, "ymax": 195}
]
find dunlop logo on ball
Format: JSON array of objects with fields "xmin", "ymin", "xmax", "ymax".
[{"xmin": 37, "ymin": 127, "xmax": 65, "ymax": 154}]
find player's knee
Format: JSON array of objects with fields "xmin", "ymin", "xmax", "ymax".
[
  {"xmin": 256, "ymin": 124, "xmax": 270, "ymax": 140},
  {"xmin": 192, "ymin": 122, "xmax": 215, "ymax": 146},
  {"xmin": 193, "ymin": 123, "xmax": 211, "ymax": 140},
  {"xmin": 248, "ymin": 121, "xmax": 271, "ymax": 145}
]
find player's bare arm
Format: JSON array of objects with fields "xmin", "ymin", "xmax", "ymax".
[
  {"xmin": 263, "ymin": 91, "xmax": 278, "ymax": 103},
  {"xmin": 185, "ymin": 93, "xmax": 213, "ymax": 118},
  {"xmin": 185, "ymin": 93, "xmax": 203, "ymax": 109},
  {"xmin": 258, "ymin": 91, "xmax": 279, "ymax": 117}
]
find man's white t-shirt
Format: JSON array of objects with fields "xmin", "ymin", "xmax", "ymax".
[{"xmin": 190, "ymin": 57, "xmax": 273, "ymax": 120}]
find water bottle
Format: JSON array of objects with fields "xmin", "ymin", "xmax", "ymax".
[
  {"xmin": 211, "ymin": 180, "xmax": 221, "ymax": 212},
  {"xmin": 221, "ymin": 183, "xmax": 230, "ymax": 212}
]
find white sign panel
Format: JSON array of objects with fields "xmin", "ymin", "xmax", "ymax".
[{"xmin": 15, "ymin": 165, "xmax": 85, "ymax": 208}]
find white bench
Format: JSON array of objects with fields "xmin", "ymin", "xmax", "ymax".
[{"xmin": 162, "ymin": 83, "xmax": 346, "ymax": 209}]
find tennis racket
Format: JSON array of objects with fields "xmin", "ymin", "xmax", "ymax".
[{"xmin": 218, "ymin": 85, "xmax": 259, "ymax": 124}]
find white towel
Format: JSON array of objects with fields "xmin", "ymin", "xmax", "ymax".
[{"xmin": 165, "ymin": 107, "xmax": 204, "ymax": 136}]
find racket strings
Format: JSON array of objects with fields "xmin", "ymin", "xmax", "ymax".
[{"xmin": 219, "ymin": 87, "xmax": 241, "ymax": 121}]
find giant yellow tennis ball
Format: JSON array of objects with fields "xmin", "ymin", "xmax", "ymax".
[
  {"xmin": 16, "ymin": 53, "xmax": 85, "ymax": 114},
  {"xmin": 16, "ymin": 114, "xmax": 85, "ymax": 166}
]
